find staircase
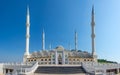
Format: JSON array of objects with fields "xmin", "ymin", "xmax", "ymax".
[{"xmin": 34, "ymin": 66, "xmax": 86, "ymax": 74}]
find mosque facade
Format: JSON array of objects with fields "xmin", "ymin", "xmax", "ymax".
[
  {"xmin": 0, "ymin": 5, "xmax": 120, "ymax": 75},
  {"xmin": 23, "ymin": 6, "xmax": 97, "ymax": 65}
]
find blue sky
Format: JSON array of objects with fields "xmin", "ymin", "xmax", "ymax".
[{"xmin": 0, "ymin": 0, "xmax": 120, "ymax": 63}]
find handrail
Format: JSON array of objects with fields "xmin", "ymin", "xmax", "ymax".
[
  {"xmin": 19, "ymin": 62, "xmax": 38, "ymax": 75},
  {"xmin": 82, "ymin": 62, "xmax": 120, "ymax": 75}
]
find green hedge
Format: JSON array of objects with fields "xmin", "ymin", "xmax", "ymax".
[{"xmin": 98, "ymin": 59, "xmax": 117, "ymax": 64}]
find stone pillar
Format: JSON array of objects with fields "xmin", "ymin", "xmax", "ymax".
[
  {"xmin": 55, "ymin": 51, "xmax": 58, "ymax": 65},
  {"xmin": 8, "ymin": 69, "xmax": 10, "ymax": 74},
  {"xmin": 62, "ymin": 51, "xmax": 65, "ymax": 64},
  {"xmin": 103, "ymin": 69, "xmax": 106, "ymax": 75},
  {"xmin": 3, "ymin": 68, "xmax": 6, "ymax": 75},
  {"xmin": 117, "ymin": 68, "xmax": 119, "ymax": 74},
  {"xmin": 51, "ymin": 54, "xmax": 53, "ymax": 64}
]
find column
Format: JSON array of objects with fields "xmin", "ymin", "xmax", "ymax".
[
  {"xmin": 117, "ymin": 68, "xmax": 119, "ymax": 74},
  {"xmin": 3, "ymin": 68, "xmax": 6, "ymax": 75},
  {"xmin": 51, "ymin": 55, "xmax": 53, "ymax": 64},
  {"xmin": 103, "ymin": 69, "xmax": 106, "ymax": 75},
  {"xmin": 62, "ymin": 51, "xmax": 65, "ymax": 64},
  {"xmin": 55, "ymin": 51, "xmax": 58, "ymax": 65}
]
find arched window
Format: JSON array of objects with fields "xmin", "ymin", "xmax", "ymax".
[
  {"xmin": 49, "ymin": 59, "xmax": 51, "ymax": 61},
  {"xmin": 41, "ymin": 59, "xmax": 43, "ymax": 61},
  {"xmin": 84, "ymin": 59, "xmax": 86, "ymax": 61},
  {"xmin": 45, "ymin": 59, "xmax": 47, "ymax": 61},
  {"xmin": 73, "ymin": 59, "xmax": 75, "ymax": 61}
]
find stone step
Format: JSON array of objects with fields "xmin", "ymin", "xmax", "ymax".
[
  {"xmin": 34, "ymin": 73, "xmax": 86, "ymax": 75},
  {"xmin": 35, "ymin": 66, "xmax": 86, "ymax": 74}
]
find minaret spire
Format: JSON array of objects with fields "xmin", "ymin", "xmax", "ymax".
[
  {"xmin": 91, "ymin": 5, "xmax": 96, "ymax": 57},
  {"xmin": 75, "ymin": 30, "xmax": 78, "ymax": 51},
  {"xmin": 24, "ymin": 5, "xmax": 30, "ymax": 56},
  {"xmin": 27, "ymin": 5, "xmax": 30, "ymax": 25},
  {"xmin": 68, "ymin": 42, "xmax": 71, "ymax": 50},
  {"xmin": 49, "ymin": 43, "xmax": 52, "ymax": 50},
  {"xmin": 42, "ymin": 29, "xmax": 45, "ymax": 50}
]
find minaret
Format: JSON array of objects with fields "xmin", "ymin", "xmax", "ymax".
[
  {"xmin": 42, "ymin": 29, "xmax": 45, "ymax": 50},
  {"xmin": 25, "ymin": 5, "xmax": 30, "ymax": 56},
  {"xmin": 91, "ymin": 5, "xmax": 96, "ymax": 57},
  {"xmin": 75, "ymin": 30, "xmax": 78, "ymax": 51}
]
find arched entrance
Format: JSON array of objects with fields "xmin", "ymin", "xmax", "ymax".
[{"xmin": 58, "ymin": 54, "xmax": 62, "ymax": 64}]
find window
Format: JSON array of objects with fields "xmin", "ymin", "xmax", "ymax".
[
  {"xmin": 73, "ymin": 62, "xmax": 76, "ymax": 64},
  {"xmin": 53, "ymin": 62, "xmax": 55, "ymax": 64},
  {"xmin": 41, "ymin": 59, "xmax": 43, "ymax": 61},
  {"xmin": 65, "ymin": 62, "xmax": 67, "ymax": 64},
  {"xmin": 84, "ymin": 59, "xmax": 86, "ymax": 61},
  {"xmin": 38, "ymin": 62, "xmax": 40, "ymax": 64},
  {"xmin": 53, "ymin": 55, "xmax": 55, "ymax": 57},
  {"xmin": 45, "ymin": 59, "xmax": 47, "ymax": 61},
  {"xmin": 65, "ymin": 55, "xmax": 67, "ymax": 57},
  {"xmin": 49, "ymin": 59, "xmax": 51, "ymax": 61},
  {"xmin": 53, "ymin": 59, "xmax": 55, "ymax": 61},
  {"xmin": 65, "ymin": 59, "xmax": 67, "ymax": 61}
]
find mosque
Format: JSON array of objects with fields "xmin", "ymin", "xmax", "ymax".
[
  {"xmin": 0, "ymin": 5, "xmax": 120, "ymax": 75},
  {"xmin": 23, "ymin": 6, "xmax": 97, "ymax": 65}
]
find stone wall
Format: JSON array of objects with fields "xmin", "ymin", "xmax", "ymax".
[{"xmin": 0, "ymin": 64, "xmax": 3, "ymax": 75}]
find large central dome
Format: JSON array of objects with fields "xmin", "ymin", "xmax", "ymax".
[{"xmin": 55, "ymin": 45, "xmax": 64, "ymax": 51}]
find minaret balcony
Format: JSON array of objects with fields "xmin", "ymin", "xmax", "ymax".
[
  {"xmin": 26, "ymin": 35, "xmax": 30, "ymax": 38},
  {"xmin": 91, "ymin": 34, "xmax": 95, "ymax": 38},
  {"xmin": 91, "ymin": 22, "xmax": 95, "ymax": 26},
  {"xmin": 26, "ymin": 23, "xmax": 30, "ymax": 26}
]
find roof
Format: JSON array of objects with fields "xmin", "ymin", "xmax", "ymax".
[{"xmin": 30, "ymin": 49, "xmax": 92, "ymax": 58}]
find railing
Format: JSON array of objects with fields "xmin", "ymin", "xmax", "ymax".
[
  {"xmin": 82, "ymin": 62, "xmax": 120, "ymax": 75},
  {"xmin": 3, "ymin": 62, "xmax": 33, "ymax": 75},
  {"xmin": 19, "ymin": 62, "xmax": 38, "ymax": 75},
  {"xmin": 4, "ymin": 62, "xmax": 32, "ymax": 69},
  {"xmin": 3, "ymin": 62, "xmax": 120, "ymax": 75}
]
